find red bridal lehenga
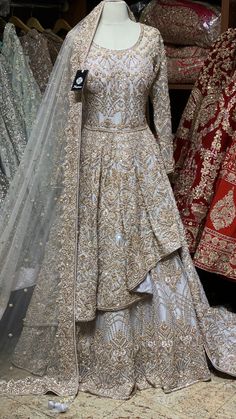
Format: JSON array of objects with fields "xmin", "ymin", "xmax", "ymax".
[
  {"xmin": 0, "ymin": 2, "xmax": 235, "ymax": 401},
  {"xmin": 173, "ymin": 29, "xmax": 236, "ymax": 281}
]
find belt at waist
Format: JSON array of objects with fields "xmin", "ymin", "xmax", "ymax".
[{"xmin": 83, "ymin": 123, "xmax": 149, "ymax": 133}]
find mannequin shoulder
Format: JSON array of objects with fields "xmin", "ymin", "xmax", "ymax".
[
  {"xmin": 140, "ymin": 23, "xmax": 162, "ymax": 40},
  {"xmin": 140, "ymin": 23, "xmax": 164, "ymax": 51}
]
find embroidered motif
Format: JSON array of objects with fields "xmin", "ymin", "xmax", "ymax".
[{"xmin": 210, "ymin": 189, "xmax": 235, "ymax": 230}]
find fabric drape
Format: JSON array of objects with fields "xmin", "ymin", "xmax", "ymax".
[{"xmin": 173, "ymin": 29, "xmax": 236, "ymax": 281}]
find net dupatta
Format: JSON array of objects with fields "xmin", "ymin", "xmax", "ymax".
[{"xmin": 0, "ymin": 0, "xmax": 136, "ymax": 397}]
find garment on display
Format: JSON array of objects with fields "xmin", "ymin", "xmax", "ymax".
[
  {"xmin": 0, "ymin": 12, "xmax": 69, "ymax": 209},
  {"xmin": 0, "ymin": 23, "xmax": 41, "ymax": 208},
  {"xmin": 173, "ymin": 29, "xmax": 236, "ymax": 282},
  {"xmin": 2, "ymin": 24, "xmax": 42, "ymax": 138},
  {"xmin": 0, "ymin": 0, "xmax": 235, "ymax": 404},
  {"xmin": 20, "ymin": 29, "xmax": 53, "ymax": 93}
]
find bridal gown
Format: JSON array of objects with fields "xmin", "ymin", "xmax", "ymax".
[
  {"xmin": 0, "ymin": 20, "xmax": 235, "ymax": 400},
  {"xmin": 74, "ymin": 24, "xmax": 236, "ymax": 398}
]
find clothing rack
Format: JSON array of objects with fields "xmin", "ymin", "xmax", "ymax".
[
  {"xmin": 3, "ymin": 0, "xmax": 84, "ymax": 28},
  {"xmin": 10, "ymin": 1, "xmax": 68, "ymax": 10}
]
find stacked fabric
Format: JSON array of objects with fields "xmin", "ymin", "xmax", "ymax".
[{"xmin": 140, "ymin": 0, "xmax": 221, "ymax": 84}]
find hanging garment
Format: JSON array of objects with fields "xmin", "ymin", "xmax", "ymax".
[
  {"xmin": 0, "ymin": 24, "xmax": 41, "ymax": 208},
  {"xmin": 42, "ymin": 30, "xmax": 63, "ymax": 64},
  {"xmin": 1, "ymin": 24, "xmax": 41, "ymax": 139},
  {"xmin": 20, "ymin": 29, "xmax": 53, "ymax": 94},
  {"xmin": 194, "ymin": 144, "xmax": 236, "ymax": 279},
  {"xmin": 0, "ymin": 56, "xmax": 26, "ymax": 181},
  {"xmin": 173, "ymin": 29, "xmax": 236, "ymax": 281},
  {"xmin": 0, "ymin": 1, "xmax": 235, "ymax": 400}
]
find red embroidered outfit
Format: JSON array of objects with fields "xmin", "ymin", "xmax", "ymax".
[{"xmin": 173, "ymin": 29, "xmax": 236, "ymax": 281}]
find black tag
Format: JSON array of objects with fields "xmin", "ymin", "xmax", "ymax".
[{"xmin": 71, "ymin": 70, "xmax": 89, "ymax": 91}]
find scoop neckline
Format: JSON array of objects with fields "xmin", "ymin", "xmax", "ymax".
[{"xmin": 92, "ymin": 24, "xmax": 143, "ymax": 53}]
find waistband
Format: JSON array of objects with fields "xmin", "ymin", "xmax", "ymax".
[{"xmin": 83, "ymin": 124, "xmax": 149, "ymax": 133}]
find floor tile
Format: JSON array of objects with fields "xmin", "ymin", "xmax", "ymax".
[
  {"xmin": 212, "ymin": 394, "xmax": 236, "ymax": 419},
  {"xmin": 0, "ymin": 396, "xmax": 51, "ymax": 419},
  {"xmin": 0, "ymin": 374, "xmax": 236, "ymax": 419},
  {"xmin": 6, "ymin": 394, "xmax": 62, "ymax": 417},
  {"xmin": 122, "ymin": 375, "xmax": 236, "ymax": 419},
  {"xmin": 62, "ymin": 391, "xmax": 125, "ymax": 419},
  {"xmin": 106, "ymin": 400, "xmax": 189, "ymax": 419}
]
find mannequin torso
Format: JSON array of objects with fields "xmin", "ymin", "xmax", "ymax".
[{"xmin": 93, "ymin": 1, "xmax": 141, "ymax": 50}]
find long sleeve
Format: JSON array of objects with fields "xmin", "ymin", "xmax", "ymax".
[{"xmin": 150, "ymin": 35, "xmax": 174, "ymax": 174}]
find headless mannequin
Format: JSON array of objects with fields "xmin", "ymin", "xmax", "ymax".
[{"xmin": 93, "ymin": 0, "xmax": 141, "ymax": 50}]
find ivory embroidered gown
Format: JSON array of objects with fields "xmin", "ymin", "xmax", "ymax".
[
  {"xmin": 1, "ymin": 20, "xmax": 236, "ymax": 400},
  {"xmin": 74, "ymin": 25, "xmax": 236, "ymax": 396}
]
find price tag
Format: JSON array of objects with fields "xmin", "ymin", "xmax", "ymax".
[{"xmin": 71, "ymin": 70, "xmax": 89, "ymax": 91}]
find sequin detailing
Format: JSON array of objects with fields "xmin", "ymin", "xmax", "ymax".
[
  {"xmin": 20, "ymin": 29, "xmax": 53, "ymax": 94},
  {"xmin": 0, "ymin": 3, "xmax": 236, "ymax": 402},
  {"xmin": 76, "ymin": 24, "xmax": 177, "ymax": 321},
  {"xmin": 2, "ymin": 24, "xmax": 41, "ymax": 139},
  {"xmin": 210, "ymin": 189, "xmax": 235, "ymax": 230},
  {"xmin": 77, "ymin": 253, "xmax": 211, "ymax": 397},
  {"xmin": 0, "ymin": 24, "xmax": 41, "ymax": 207}
]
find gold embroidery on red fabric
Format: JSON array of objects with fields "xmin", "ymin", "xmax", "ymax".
[{"xmin": 210, "ymin": 189, "xmax": 235, "ymax": 230}]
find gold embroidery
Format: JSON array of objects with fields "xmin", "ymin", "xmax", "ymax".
[
  {"xmin": 173, "ymin": 29, "xmax": 236, "ymax": 253},
  {"xmin": 1, "ymin": 6, "xmax": 236, "ymax": 402},
  {"xmin": 194, "ymin": 228, "xmax": 236, "ymax": 280},
  {"xmin": 75, "ymin": 24, "xmax": 178, "ymax": 321},
  {"xmin": 210, "ymin": 189, "xmax": 235, "ymax": 230}
]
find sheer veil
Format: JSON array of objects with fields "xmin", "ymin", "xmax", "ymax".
[{"xmin": 0, "ymin": 0, "xmax": 117, "ymax": 396}]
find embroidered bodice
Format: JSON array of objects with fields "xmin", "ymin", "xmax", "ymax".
[{"xmin": 83, "ymin": 24, "xmax": 174, "ymax": 172}]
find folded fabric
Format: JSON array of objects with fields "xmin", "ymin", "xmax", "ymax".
[
  {"xmin": 140, "ymin": 0, "xmax": 221, "ymax": 47},
  {"xmin": 167, "ymin": 56, "xmax": 206, "ymax": 83},
  {"xmin": 166, "ymin": 44, "xmax": 209, "ymax": 59}
]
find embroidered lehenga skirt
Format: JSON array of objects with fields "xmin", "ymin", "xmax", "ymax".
[{"xmin": 173, "ymin": 29, "xmax": 236, "ymax": 281}]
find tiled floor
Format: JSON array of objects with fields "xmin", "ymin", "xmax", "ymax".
[{"xmin": 1, "ymin": 373, "xmax": 236, "ymax": 418}]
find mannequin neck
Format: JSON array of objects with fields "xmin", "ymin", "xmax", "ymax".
[{"xmin": 101, "ymin": 1, "xmax": 130, "ymax": 24}]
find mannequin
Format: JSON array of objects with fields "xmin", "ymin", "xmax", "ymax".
[{"xmin": 93, "ymin": 0, "xmax": 141, "ymax": 50}]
